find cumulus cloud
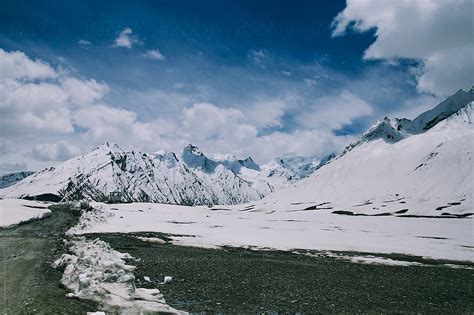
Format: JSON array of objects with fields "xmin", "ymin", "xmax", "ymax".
[
  {"xmin": 0, "ymin": 48, "xmax": 370, "ymax": 171},
  {"xmin": 144, "ymin": 49, "xmax": 165, "ymax": 61},
  {"xmin": 0, "ymin": 80, "xmax": 73, "ymax": 136},
  {"xmin": 331, "ymin": 0, "xmax": 473, "ymax": 96},
  {"xmin": 73, "ymin": 105, "xmax": 154, "ymax": 145},
  {"xmin": 296, "ymin": 91, "xmax": 373, "ymax": 130},
  {"xmin": 0, "ymin": 49, "xmax": 111, "ymax": 138},
  {"xmin": 180, "ymin": 103, "xmax": 250, "ymax": 141},
  {"xmin": 61, "ymin": 77, "xmax": 109, "ymax": 106},
  {"xmin": 156, "ymin": 101, "xmax": 355, "ymax": 162},
  {"xmin": 32, "ymin": 141, "xmax": 81, "ymax": 161},
  {"xmin": 0, "ymin": 48, "xmax": 56, "ymax": 80},
  {"xmin": 246, "ymin": 99, "xmax": 287, "ymax": 128},
  {"xmin": 113, "ymin": 27, "xmax": 138, "ymax": 48}
]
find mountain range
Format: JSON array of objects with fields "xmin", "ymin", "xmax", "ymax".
[
  {"xmin": 1, "ymin": 88, "xmax": 472, "ymax": 210},
  {"xmin": 0, "ymin": 143, "xmax": 325, "ymax": 205}
]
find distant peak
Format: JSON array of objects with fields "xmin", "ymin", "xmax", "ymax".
[
  {"xmin": 239, "ymin": 156, "xmax": 260, "ymax": 171},
  {"xmin": 181, "ymin": 144, "xmax": 216, "ymax": 172},
  {"xmin": 343, "ymin": 118, "xmax": 404, "ymax": 154},
  {"xmin": 184, "ymin": 144, "xmax": 203, "ymax": 156},
  {"xmin": 94, "ymin": 142, "xmax": 124, "ymax": 152},
  {"xmin": 242, "ymin": 156, "xmax": 255, "ymax": 163}
]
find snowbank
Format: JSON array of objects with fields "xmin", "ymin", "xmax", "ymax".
[
  {"xmin": 71, "ymin": 202, "xmax": 474, "ymax": 262},
  {"xmin": 0, "ymin": 198, "xmax": 51, "ymax": 228},
  {"xmin": 52, "ymin": 237, "xmax": 184, "ymax": 314}
]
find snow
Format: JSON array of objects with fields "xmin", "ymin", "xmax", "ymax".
[
  {"xmin": 69, "ymin": 99, "xmax": 474, "ymax": 263},
  {"xmin": 259, "ymin": 116, "xmax": 473, "ymax": 215},
  {"xmin": 71, "ymin": 202, "xmax": 473, "ymax": 262},
  {"xmin": 0, "ymin": 198, "xmax": 52, "ymax": 228},
  {"xmin": 52, "ymin": 237, "xmax": 184, "ymax": 314},
  {"xmin": 398, "ymin": 88, "xmax": 474, "ymax": 133}
]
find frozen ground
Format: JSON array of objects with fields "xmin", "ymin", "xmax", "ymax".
[
  {"xmin": 72, "ymin": 202, "xmax": 473, "ymax": 262},
  {"xmin": 0, "ymin": 198, "xmax": 52, "ymax": 228}
]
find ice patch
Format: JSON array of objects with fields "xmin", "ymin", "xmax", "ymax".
[{"xmin": 52, "ymin": 237, "xmax": 185, "ymax": 314}]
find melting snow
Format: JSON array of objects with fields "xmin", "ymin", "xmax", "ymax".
[{"xmin": 52, "ymin": 237, "xmax": 184, "ymax": 314}]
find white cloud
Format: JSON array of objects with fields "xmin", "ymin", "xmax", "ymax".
[
  {"xmin": 332, "ymin": 0, "xmax": 473, "ymax": 96},
  {"xmin": 78, "ymin": 39, "xmax": 91, "ymax": 46},
  {"xmin": 0, "ymin": 50, "xmax": 113, "ymax": 139},
  {"xmin": 0, "ymin": 48, "xmax": 367, "ymax": 171},
  {"xmin": 296, "ymin": 91, "xmax": 373, "ymax": 130},
  {"xmin": 32, "ymin": 141, "xmax": 81, "ymax": 161},
  {"xmin": 244, "ymin": 129, "xmax": 354, "ymax": 161},
  {"xmin": 144, "ymin": 49, "xmax": 165, "ymax": 61},
  {"xmin": 180, "ymin": 103, "xmax": 249, "ymax": 141},
  {"xmin": 61, "ymin": 77, "xmax": 109, "ymax": 106},
  {"xmin": 73, "ymin": 105, "xmax": 154, "ymax": 145},
  {"xmin": 246, "ymin": 99, "xmax": 287, "ymax": 128},
  {"xmin": 156, "ymin": 101, "xmax": 354, "ymax": 162},
  {"xmin": 113, "ymin": 27, "xmax": 137, "ymax": 48},
  {"xmin": 387, "ymin": 94, "xmax": 440, "ymax": 120},
  {"xmin": 0, "ymin": 80, "xmax": 73, "ymax": 136},
  {"xmin": 0, "ymin": 48, "xmax": 57, "ymax": 80}
]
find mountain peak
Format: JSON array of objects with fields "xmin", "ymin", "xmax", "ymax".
[
  {"xmin": 94, "ymin": 142, "xmax": 124, "ymax": 153},
  {"xmin": 343, "ymin": 88, "xmax": 474, "ymax": 154},
  {"xmin": 343, "ymin": 118, "xmax": 404, "ymax": 154},
  {"xmin": 184, "ymin": 144, "xmax": 203, "ymax": 156},
  {"xmin": 404, "ymin": 88, "xmax": 474, "ymax": 132},
  {"xmin": 181, "ymin": 144, "xmax": 217, "ymax": 172}
]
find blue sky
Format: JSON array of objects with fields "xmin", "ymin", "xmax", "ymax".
[{"xmin": 0, "ymin": 0, "xmax": 471, "ymax": 173}]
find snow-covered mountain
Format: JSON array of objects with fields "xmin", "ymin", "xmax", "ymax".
[
  {"xmin": 249, "ymin": 88, "xmax": 474, "ymax": 216},
  {"xmin": 395, "ymin": 88, "xmax": 474, "ymax": 134},
  {"xmin": 0, "ymin": 143, "xmax": 322, "ymax": 205},
  {"xmin": 0, "ymin": 171, "xmax": 34, "ymax": 189},
  {"xmin": 344, "ymin": 88, "xmax": 474, "ymax": 154},
  {"xmin": 0, "ymin": 144, "xmax": 262, "ymax": 204}
]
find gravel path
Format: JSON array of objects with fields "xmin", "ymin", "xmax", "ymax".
[{"xmin": 0, "ymin": 204, "xmax": 96, "ymax": 314}]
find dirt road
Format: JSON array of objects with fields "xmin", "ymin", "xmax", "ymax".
[{"xmin": 0, "ymin": 204, "xmax": 95, "ymax": 314}]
